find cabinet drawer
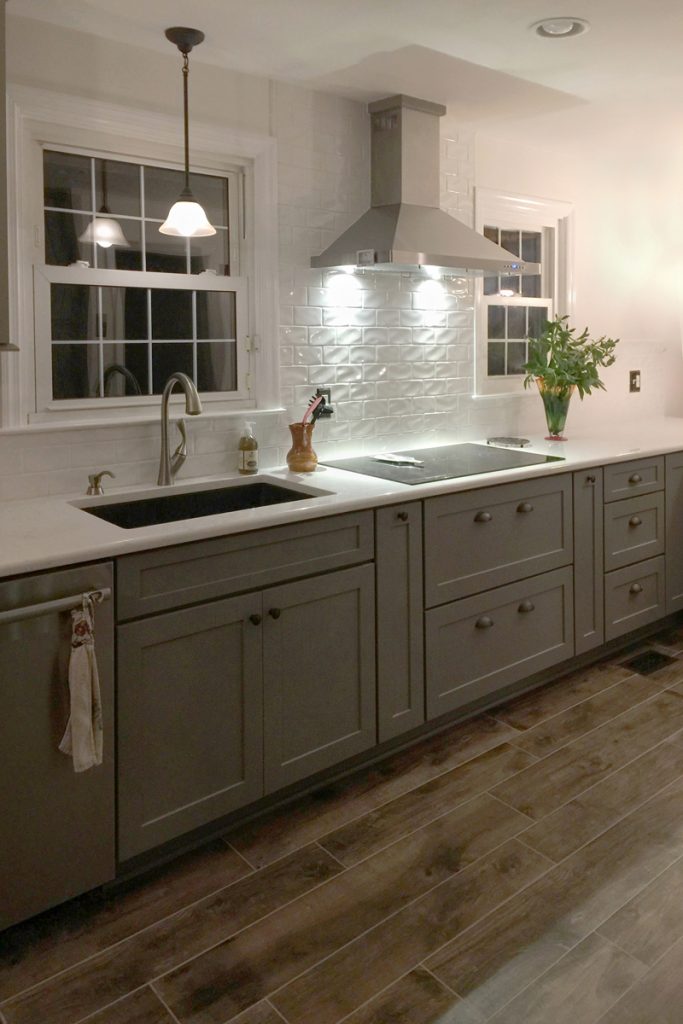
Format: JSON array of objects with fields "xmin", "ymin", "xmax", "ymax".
[
  {"xmin": 605, "ymin": 556, "xmax": 666, "ymax": 642},
  {"xmin": 604, "ymin": 457, "xmax": 664, "ymax": 502},
  {"xmin": 424, "ymin": 475, "xmax": 572, "ymax": 606},
  {"xmin": 425, "ymin": 567, "xmax": 574, "ymax": 720},
  {"xmin": 117, "ymin": 511, "xmax": 374, "ymax": 619},
  {"xmin": 604, "ymin": 492, "xmax": 665, "ymax": 571}
]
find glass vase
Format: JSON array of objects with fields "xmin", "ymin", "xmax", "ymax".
[
  {"xmin": 536, "ymin": 379, "xmax": 575, "ymax": 441},
  {"xmin": 286, "ymin": 422, "xmax": 318, "ymax": 473}
]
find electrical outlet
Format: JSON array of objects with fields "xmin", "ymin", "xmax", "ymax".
[
  {"xmin": 314, "ymin": 387, "xmax": 332, "ymax": 405},
  {"xmin": 629, "ymin": 370, "xmax": 641, "ymax": 393}
]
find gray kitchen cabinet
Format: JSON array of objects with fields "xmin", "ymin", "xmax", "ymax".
[
  {"xmin": 604, "ymin": 491, "xmax": 665, "ymax": 571},
  {"xmin": 603, "ymin": 456, "xmax": 664, "ymax": 502},
  {"xmin": 666, "ymin": 451, "xmax": 683, "ymax": 614},
  {"xmin": 375, "ymin": 503, "xmax": 425, "ymax": 742},
  {"xmin": 573, "ymin": 468, "xmax": 605, "ymax": 655},
  {"xmin": 605, "ymin": 555, "xmax": 666, "ymax": 641},
  {"xmin": 425, "ymin": 567, "xmax": 574, "ymax": 720},
  {"xmin": 262, "ymin": 564, "xmax": 376, "ymax": 792},
  {"xmin": 117, "ymin": 594, "xmax": 263, "ymax": 860},
  {"xmin": 0, "ymin": 563, "xmax": 115, "ymax": 929}
]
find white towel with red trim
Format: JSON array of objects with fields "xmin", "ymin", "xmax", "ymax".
[{"xmin": 59, "ymin": 593, "xmax": 103, "ymax": 772}]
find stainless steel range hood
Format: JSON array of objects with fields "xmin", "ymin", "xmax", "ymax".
[{"xmin": 312, "ymin": 95, "xmax": 539, "ymax": 277}]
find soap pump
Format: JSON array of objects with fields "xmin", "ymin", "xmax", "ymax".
[{"xmin": 238, "ymin": 421, "xmax": 258, "ymax": 475}]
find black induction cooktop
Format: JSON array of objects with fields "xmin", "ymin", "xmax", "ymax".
[{"xmin": 321, "ymin": 443, "xmax": 564, "ymax": 485}]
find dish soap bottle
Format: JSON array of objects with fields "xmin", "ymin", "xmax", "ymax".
[{"xmin": 238, "ymin": 422, "xmax": 259, "ymax": 475}]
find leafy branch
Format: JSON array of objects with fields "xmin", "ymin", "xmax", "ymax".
[{"xmin": 522, "ymin": 315, "xmax": 618, "ymax": 399}]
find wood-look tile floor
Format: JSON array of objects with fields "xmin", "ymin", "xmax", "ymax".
[{"xmin": 5, "ymin": 629, "xmax": 683, "ymax": 1024}]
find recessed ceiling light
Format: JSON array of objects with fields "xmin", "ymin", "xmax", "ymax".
[{"xmin": 532, "ymin": 17, "xmax": 590, "ymax": 38}]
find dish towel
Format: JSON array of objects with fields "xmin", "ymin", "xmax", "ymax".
[{"xmin": 59, "ymin": 591, "xmax": 104, "ymax": 772}]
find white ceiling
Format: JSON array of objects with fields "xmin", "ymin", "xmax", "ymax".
[{"xmin": 13, "ymin": 0, "xmax": 683, "ymax": 123}]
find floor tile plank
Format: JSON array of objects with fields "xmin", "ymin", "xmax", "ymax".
[
  {"xmin": 596, "ymin": 935, "xmax": 683, "ymax": 1023},
  {"xmin": 340, "ymin": 967, "xmax": 484, "ymax": 1024},
  {"xmin": 155, "ymin": 797, "xmax": 532, "ymax": 1024},
  {"xmin": 269, "ymin": 840, "xmax": 549, "ymax": 1024},
  {"xmin": 492, "ymin": 690, "xmax": 683, "ymax": 819},
  {"xmin": 227, "ymin": 715, "xmax": 521, "ymax": 868},
  {"xmin": 320, "ymin": 743, "xmax": 534, "ymax": 866},
  {"xmin": 225, "ymin": 1001, "xmax": 286, "ymax": 1024},
  {"xmin": 493, "ymin": 663, "xmax": 633, "ymax": 731},
  {"xmin": 80, "ymin": 987, "xmax": 176, "ymax": 1024},
  {"xmin": 598, "ymin": 854, "xmax": 683, "ymax": 965}
]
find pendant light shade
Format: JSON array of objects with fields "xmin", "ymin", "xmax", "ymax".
[
  {"xmin": 161, "ymin": 26, "xmax": 216, "ymax": 239},
  {"xmin": 79, "ymin": 161, "xmax": 129, "ymax": 249}
]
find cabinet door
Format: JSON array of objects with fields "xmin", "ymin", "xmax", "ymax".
[
  {"xmin": 118, "ymin": 595, "xmax": 263, "ymax": 860},
  {"xmin": 263, "ymin": 565, "xmax": 376, "ymax": 793},
  {"xmin": 0, "ymin": 563, "xmax": 115, "ymax": 929},
  {"xmin": 376, "ymin": 503, "xmax": 424, "ymax": 742},
  {"xmin": 666, "ymin": 451, "xmax": 683, "ymax": 614},
  {"xmin": 573, "ymin": 468, "xmax": 605, "ymax": 655}
]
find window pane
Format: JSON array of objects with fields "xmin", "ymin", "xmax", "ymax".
[
  {"xmin": 102, "ymin": 344, "xmax": 149, "ymax": 396},
  {"xmin": 101, "ymin": 219, "xmax": 144, "ymax": 271},
  {"xmin": 191, "ymin": 228, "xmax": 231, "ymax": 276},
  {"xmin": 100, "ymin": 286, "xmax": 148, "ymax": 340},
  {"xmin": 488, "ymin": 305, "xmax": 505, "ymax": 339},
  {"xmin": 197, "ymin": 342, "xmax": 236, "ymax": 391},
  {"xmin": 95, "ymin": 158, "xmax": 141, "ymax": 218},
  {"xmin": 487, "ymin": 342, "xmax": 505, "ymax": 376},
  {"xmin": 151, "ymin": 343, "xmax": 194, "ymax": 393},
  {"xmin": 499, "ymin": 275, "xmax": 520, "ymax": 295},
  {"xmin": 188, "ymin": 172, "xmax": 229, "ymax": 228},
  {"xmin": 151, "ymin": 290, "xmax": 192, "ymax": 340},
  {"xmin": 44, "ymin": 151, "xmax": 91, "ymax": 211},
  {"xmin": 145, "ymin": 227, "xmax": 188, "ymax": 274},
  {"xmin": 483, "ymin": 225, "xmax": 499, "ymax": 244},
  {"xmin": 196, "ymin": 292, "xmax": 236, "ymax": 340},
  {"xmin": 51, "ymin": 284, "xmax": 97, "ymax": 341},
  {"xmin": 143, "ymin": 165, "xmax": 188, "ymax": 221},
  {"xmin": 501, "ymin": 230, "xmax": 520, "ymax": 257},
  {"xmin": 521, "ymin": 274, "xmax": 541, "ymax": 298},
  {"xmin": 522, "ymin": 231, "xmax": 541, "ymax": 263},
  {"xmin": 507, "ymin": 341, "xmax": 527, "ymax": 375},
  {"xmin": 483, "ymin": 275, "xmax": 499, "ymax": 296},
  {"xmin": 528, "ymin": 305, "xmax": 551, "ymax": 339},
  {"xmin": 52, "ymin": 344, "xmax": 100, "ymax": 399},
  {"xmin": 508, "ymin": 306, "xmax": 526, "ymax": 339},
  {"xmin": 45, "ymin": 211, "xmax": 94, "ymax": 266}
]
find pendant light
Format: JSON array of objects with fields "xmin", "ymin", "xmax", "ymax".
[
  {"xmin": 160, "ymin": 26, "xmax": 216, "ymax": 238},
  {"xmin": 79, "ymin": 161, "xmax": 130, "ymax": 249}
]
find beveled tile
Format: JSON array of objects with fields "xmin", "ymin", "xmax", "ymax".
[
  {"xmin": 487, "ymin": 933, "xmax": 646, "ymax": 1024},
  {"xmin": 82, "ymin": 987, "xmax": 176, "ymax": 1024},
  {"xmin": 0, "ymin": 846, "xmax": 340, "ymax": 1024},
  {"xmin": 597, "ymin": 934, "xmax": 683, "ymax": 1023},
  {"xmin": 227, "ymin": 714, "xmax": 520, "ymax": 867},
  {"xmin": 492, "ymin": 690, "xmax": 683, "ymax": 819},
  {"xmin": 270, "ymin": 840, "xmax": 549, "ymax": 1024},
  {"xmin": 522, "ymin": 735, "xmax": 683, "ymax": 861},
  {"xmin": 426, "ymin": 772, "xmax": 683, "ymax": 1018},
  {"xmin": 340, "ymin": 967, "xmax": 484, "ymax": 1024},
  {"xmin": 0, "ymin": 840, "xmax": 250, "ymax": 1002},
  {"xmin": 320, "ymin": 743, "xmax": 534, "ymax": 866},
  {"xmin": 156, "ymin": 795, "xmax": 530, "ymax": 1024},
  {"xmin": 493, "ymin": 662, "xmax": 633, "ymax": 731},
  {"xmin": 511, "ymin": 675, "xmax": 660, "ymax": 758},
  {"xmin": 598, "ymin": 854, "xmax": 683, "ymax": 965}
]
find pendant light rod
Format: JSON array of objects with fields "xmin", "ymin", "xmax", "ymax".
[{"xmin": 165, "ymin": 26, "xmax": 205, "ymax": 192}]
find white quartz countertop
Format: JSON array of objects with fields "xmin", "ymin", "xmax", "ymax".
[{"xmin": 3, "ymin": 419, "xmax": 683, "ymax": 580}]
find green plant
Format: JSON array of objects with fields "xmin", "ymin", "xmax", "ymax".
[{"xmin": 522, "ymin": 315, "xmax": 618, "ymax": 399}]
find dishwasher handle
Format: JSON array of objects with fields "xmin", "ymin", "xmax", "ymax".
[{"xmin": 0, "ymin": 588, "xmax": 112, "ymax": 626}]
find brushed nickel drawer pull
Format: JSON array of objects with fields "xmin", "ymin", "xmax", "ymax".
[
  {"xmin": 397, "ymin": 511, "xmax": 409, "ymax": 522},
  {"xmin": 629, "ymin": 583, "xmax": 644, "ymax": 595},
  {"xmin": 475, "ymin": 615, "xmax": 494, "ymax": 629},
  {"xmin": 268, "ymin": 608, "xmax": 281, "ymax": 619},
  {"xmin": 249, "ymin": 613, "xmax": 262, "ymax": 626},
  {"xmin": 517, "ymin": 502, "xmax": 534, "ymax": 514},
  {"xmin": 474, "ymin": 511, "xmax": 492, "ymax": 523},
  {"xmin": 629, "ymin": 473, "xmax": 643, "ymax": 484},
  {"xmin": 518, "ymin": 600, "xmax": 535, "ymax": 613},
  {"xmin": 629, "ymin": 515, "xmax": 642, "ymax": 527},
  {"xmin": 586, "ymin": 474, "xmax": 596, "ymax": 484}
]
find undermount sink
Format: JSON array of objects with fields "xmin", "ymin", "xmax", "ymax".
[{"xmin": 77, "ymin": 479, "xmax": 326, "ymax": 529}]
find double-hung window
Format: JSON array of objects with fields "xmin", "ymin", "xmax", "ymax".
[{"xmin": 474, "ymin": 188, "xmax": 573, "ymax": 396}]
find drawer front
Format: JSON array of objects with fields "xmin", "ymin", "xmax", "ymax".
[
  {"xmin": 424, "ymin": 475, "xmax": 572, "ymax": 606},
  {"xmin": 604, "ymin": 492, "xmax": 665, "ymax": 571},
  {"xmin": 425, "ymin": 567, "xmax": 574, "ymax": 720},
  {"xmin": 604, "ymin": 457, "xmax": 664, "ymax": 502},
  {"xmin": 117, "ymin": 511, "xmax": 374, "ymax": 620},
  {"xmin": 605, "ymin": 556, "xmax": 666, "ymax": 642}
]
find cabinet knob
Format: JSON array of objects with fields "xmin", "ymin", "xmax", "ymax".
[
  {"xmin": 586, "ymin": 474, "xmax": 596, "ymax": 485},
  {"xmin": 629, "ymin": 515, "xmax": 642, "ymax": 527},
  {"xmin": 268, "ymin": 607, "xmax": 281, "ymax": 619},
  {"xmin": 518, "ymin": 600, "xmax": 535, "ymax": 614},
  {"xmin": 475, "ymin": 615, "xmax": 494, "ymax": 629},
  {"xmin": 474, "ymin": 511, "xmax": 492, "ymax": 523},
  {"xmin": 249, "ymin": 613, "xmax": 262, "ymax": 626},
  {"xmin": 517, "ymin": 502, "xmax": 534, "ymax": 514},
  {"xmin": 629, "ymin": 582, "xmax": 644, "ymax": 595},
  {"xmin": 629, "ymin": 473, "xmax": 643, "ymax": 484},
  {"xmin": 397, "ymin": 511, "xmax": 409, "ymax": 522}
]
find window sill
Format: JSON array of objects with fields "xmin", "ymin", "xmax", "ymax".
[{"xmin": 6, "ymin": 405, "xmax": 286, "ymax": 437}]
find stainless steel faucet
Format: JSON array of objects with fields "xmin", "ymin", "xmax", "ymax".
[{"xmin": 158, "ymin": 372, "xmax": 202, "ymax": 486}]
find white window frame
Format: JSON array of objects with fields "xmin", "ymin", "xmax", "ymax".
[
  {"xmin": 1, "ymin": 85, "xmax": 279, "ymax": 428},
  {"xmin": 474, "ymin": 188, "xmax": 574, "ymax": 398}
]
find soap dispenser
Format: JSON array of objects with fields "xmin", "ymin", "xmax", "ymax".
[{"xmin": 238, "ymin": 421, "xmax": 259, "ymax": 475}]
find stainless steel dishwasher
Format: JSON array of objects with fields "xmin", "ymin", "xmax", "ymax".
[{"xmin": 0, "ymin": 562, "xmax": 115, "ymax": 929}]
